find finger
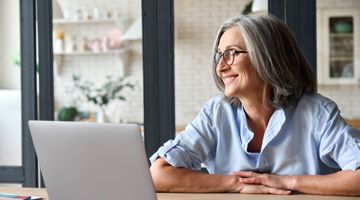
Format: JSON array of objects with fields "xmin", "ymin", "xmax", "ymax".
[
  {"xmin": 239, "ymin": 184, "xmax": 288, "ymax": 195},
  {"xmin": 233, "ymin": 171, "xmax": 259, "ymax": 177},
  {"xmin": 238, "ymin": 184, "xmax": 265, "ymax": 194},
  {"xmin": 239, "ymin": 184, "xmax": 291, "ymax": 195},
  {"xmin": 267, "ymin": 187, "xmax": 292, "ymax": 195},
  {"xmin": 238, "ymin": 177, "xmax": 262, "ymax": 184}
]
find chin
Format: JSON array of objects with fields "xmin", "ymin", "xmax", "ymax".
[
  {"xmin": 224, "ymin": 91, "xmax": 236, "ymax": 98},
  {"xmin": 224, "ymin": 88, "xmax": 242, "ymax": 99}
]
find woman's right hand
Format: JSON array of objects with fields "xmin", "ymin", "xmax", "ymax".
[
  {"xmin": 233, "ymin": 183, "xmax": 291, "ymax": 194},
  {"xmin": 231, "ymin": 175, "xmax": 291, "ymax": 195}
]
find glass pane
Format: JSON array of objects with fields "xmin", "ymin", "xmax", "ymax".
[
  {"xmin": 329, "ymin": 17, "xmax": 353, "ymax": 78},
  {"xmin": 53, "ymin": 0, "xmax": 143, "ymax": 130},
  {"xmin": 174, "ymin": 0, "xmax": 266, "ymax": 135},
  {"xmin": 0, "ymin": 0, "xmax": 22, "ymax": 166}
]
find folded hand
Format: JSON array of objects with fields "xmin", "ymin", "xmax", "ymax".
[{"xmin": 232, "ymin": 171, "xmax": 292, "ymax": 195}]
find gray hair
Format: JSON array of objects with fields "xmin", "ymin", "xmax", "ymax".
[{"xmin": 212, "ymin": 14, "xmax": 316, "ymax": 108}]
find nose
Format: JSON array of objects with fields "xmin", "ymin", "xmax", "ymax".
[
  {"xmin": 216, "ymin": 58, "xmax": 230, "ymax": 72},
  {"xmin": 216, "ymin": 61, "xmax": 229, "ymax": 79}
]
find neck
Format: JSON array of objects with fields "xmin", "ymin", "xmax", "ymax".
[{"xmin": 239, "ymin": 86, "xmax": 275, "ymax": 132}]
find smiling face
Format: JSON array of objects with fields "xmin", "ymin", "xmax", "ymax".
[{"xmin": 215, "ymin": 27, "xmax": 264, "ymax": 98}]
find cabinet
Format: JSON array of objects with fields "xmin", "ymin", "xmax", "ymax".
[
  {"xmin": 52, "ymin": 18, "xmax": 128, "ymax": 75},
  {"xmin": 317, "ymin": 9, "xmax": 359, "ymax": 85}
]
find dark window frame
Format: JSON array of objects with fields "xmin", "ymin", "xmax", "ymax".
[
  {"xmin": 269, "ymin": 0, "xmax": 317, "ymax": 74},
  {"xmin": 20, "ymin": 0, "xmax": 38, "ymax": 187},
  {"xmin": 142, "ymin": 0, "xmax": 175, "ymax": 158}
]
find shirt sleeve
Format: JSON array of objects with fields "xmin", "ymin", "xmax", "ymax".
[
  {"xmin": 317, "ymin": 101, "xmax": 360, "ymax": 171},
  {"xmin": 149, "ymin": 102, "xmax": 217, "ymax": 171}
]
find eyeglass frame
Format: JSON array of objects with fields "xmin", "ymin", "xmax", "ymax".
[{"xmin": 214, "ymin": 49, "xmax": 248, "ymax": 66}]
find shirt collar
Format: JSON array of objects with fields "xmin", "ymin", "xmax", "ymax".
[{"xmin": 238, "ymin": 105, "xmax": 287, "ymax": 152}]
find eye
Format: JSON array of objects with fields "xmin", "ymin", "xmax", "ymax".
[
  {"xmin": 227, "ymin": 49, "xmax": 238, "ymax": 54},
  {"xmin": 224, "ymin": 49, "xmax": 237, "ymax": 57},
  {"xmin": 231, "ymin": 50, "xmax": 238, "ymax": 55}
]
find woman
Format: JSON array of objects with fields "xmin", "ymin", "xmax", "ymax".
[{"xmin": 150, "ymin": 14, "xmax": 360, "ymax": 195}]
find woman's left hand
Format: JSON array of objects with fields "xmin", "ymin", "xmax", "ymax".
[{"xmin": 233, "ymin": 171, "xmax": 294, "ymax": 191}]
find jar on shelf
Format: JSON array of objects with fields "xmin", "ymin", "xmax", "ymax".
[
  {"xmin": 64, "ymin": 35, "xmax": 77, "ymax": 53},
  {"xmin": 53, "ymin": 28, "xmax": 64, "ymax": 53}
]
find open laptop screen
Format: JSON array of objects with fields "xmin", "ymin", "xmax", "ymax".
[{"xmin": 29, "ymin": 121, "xmax": 157, "ymax": 200}]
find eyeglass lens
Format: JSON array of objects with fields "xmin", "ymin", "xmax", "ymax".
[{"xmin": 214, "ymin": 49, "xmax": 234, "ymax": 66}]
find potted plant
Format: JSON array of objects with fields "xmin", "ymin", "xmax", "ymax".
[
  {"xmin": 69, "ymin": 74, "xmax": 134, "ymax": 122},
  {"xmin": 57, "ymin": 106, "xmax": 78, "ymax": 121}
]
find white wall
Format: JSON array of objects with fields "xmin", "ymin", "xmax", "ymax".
[
  {"xmin": 0, "ymin": 0, "xmax": 3, "ymax": 87},
  {"xmin": 0, "ymin": 0, "xmax": 21, "ymax": 166},
  {"xmin": 0, "ymin": 90, "xmax": 21, "ymax": 166},
  {"xmin": 1, "ymin": 0, "xmax": 20, "ymax": 89},
  {"xmin": 174, "ymin": 0, "xmax": 249, "ymax": 126}
]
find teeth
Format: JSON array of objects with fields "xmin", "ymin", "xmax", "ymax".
[{"xmin": 224, "ymin": 76, "xmax": 236, "ymax": 84}]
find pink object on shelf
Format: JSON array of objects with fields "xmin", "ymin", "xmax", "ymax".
[{"xmin": 107, "ymin": 28, "xmax": 123, "ymax": 49}]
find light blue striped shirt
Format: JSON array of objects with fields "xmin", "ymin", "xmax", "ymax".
[{"xmin": 150, "ymin": 93, "xmax": 360, "ymax": 175}]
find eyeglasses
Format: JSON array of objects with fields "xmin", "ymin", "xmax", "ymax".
[{"xmin": 214, "ymin": 49, "xmax": 248, "ymax": 66}]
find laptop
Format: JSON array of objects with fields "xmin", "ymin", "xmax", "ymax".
[{"xmin": 28, "ymin": 120, "xmax": 157, "ymax": 200}]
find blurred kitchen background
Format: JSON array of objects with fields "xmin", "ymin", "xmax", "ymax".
[{"xmin": 1, "ymin": 0, "xmax": 360, "ymax": 184}]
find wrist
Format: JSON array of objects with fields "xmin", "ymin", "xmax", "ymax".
[
  {"xmin": 286, "ymin": 175, "xmax": 298, "ymax": 191},
  {"xmin": 227, "ymin": 175, "xmax": 242, "ymax": 193}
]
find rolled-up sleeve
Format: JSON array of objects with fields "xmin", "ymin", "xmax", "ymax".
[
  {"xmin": 338, "ymin": 137, "xmax": 360, "ymax": 170},
  {"xmin": 149, "ymin": 137, "xmax": 203, "ymax": 170},
  {"xmin": 149, "ymin": 100, "xmax": 218, "ymax": 171},
  {"xmin": 318, "ymin": 101, "xmax": 360, "ymax": 170}
]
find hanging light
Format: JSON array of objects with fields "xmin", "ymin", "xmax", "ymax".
[{"xmin": 251, "ymin": 0, "xmax": 268, "ymax": 13}]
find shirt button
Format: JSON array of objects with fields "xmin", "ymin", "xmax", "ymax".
[{"xmin": 352, "ymin": 142, "xmax": 357, "ymax": 147}]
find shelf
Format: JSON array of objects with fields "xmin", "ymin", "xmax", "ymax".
[
  {"xmin": 330, "ymin": 33, "xmax": 353, "ymax": 38},
  {"xmin": 53, "ymin": 48, "xmax": 128, "ymax": 77},
  {"xmin": 330, "ymin": 57, "xmax": 353, "ymax": 62},
  {"xmin": 53, "ymin": 18, "xmax": 123, "ymax": 25},
  {"xmin": 54, "ymin": 49, "xmax": 125, "ymax": 56}
]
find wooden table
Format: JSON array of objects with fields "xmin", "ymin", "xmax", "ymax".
[
  {"xmin": 0, "ymin": 187, "xmax": 359, "ymax": 200},
  {"xmin": 0, "ymin": 187, "xmax": 48, "ymax": 199}
]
